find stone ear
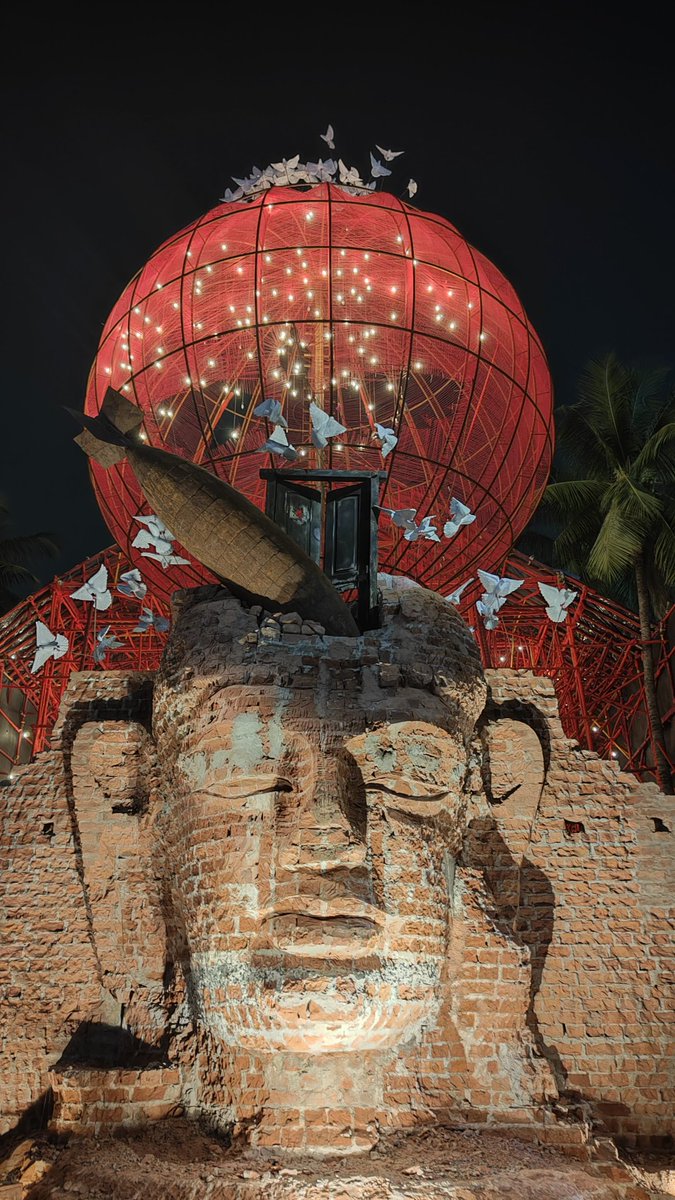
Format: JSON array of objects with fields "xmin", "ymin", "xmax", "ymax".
[
  {"xmin": 70, "ymin": 720, "xmax": 168, "ymax": 1037},
  {"xmin": 480, "ymin": 717, "xmax": 546, "ymax": 901}
]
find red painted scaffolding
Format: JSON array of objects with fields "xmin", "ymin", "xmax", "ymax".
[{"xmin": 0, "ymin": 547, "xmax": 672, "ymax": 785}]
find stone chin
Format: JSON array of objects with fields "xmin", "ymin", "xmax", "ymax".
[{"xmin": 189, "ymin": 952, "xmax": 445, "ymax": 1053}]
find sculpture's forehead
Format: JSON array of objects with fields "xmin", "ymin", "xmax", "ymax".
[{"xmin": 177, "ymin": 683, "xmax": 456, "ymax": 753}]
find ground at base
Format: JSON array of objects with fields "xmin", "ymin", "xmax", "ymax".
[{"xmin": 0, "ymin": 1121, "xmax": 672, "ymax": 1199}]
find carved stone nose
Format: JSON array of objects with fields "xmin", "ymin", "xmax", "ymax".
[{"xmin": 275, "ymin": 754, "xmax": 369, "ymax": 877}]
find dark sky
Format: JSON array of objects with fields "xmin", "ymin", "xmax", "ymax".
[{"xmin": 2, "ymin": 11, "xmax": 673, "ymax": 590}]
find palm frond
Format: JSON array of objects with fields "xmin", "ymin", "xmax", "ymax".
[
  {"xmin": 576, "ymin": 354, "xmax": 633, "ymax": 463},
  {"xmin": 553, "ymin": 509, "xmax": 604, "ymax": 570},
  {"xmin": 554, "ymin": 405, "xmax": 619, "ymax": 478},
  {"xmin": 542, "ymin": 479, "xmax": 605, "ymax": 518},
  {"xmin": 586, "ymin": 507, "xmax": 644, "ymax": 582},
  {"xmin": 0, "ymin": 563, "xmax": 39, "ymax": 587},
  {"xmin": 631, "ymin": 369, "xmax": 675, "ymax": 443},
  {"xmin": 632, "ymin": 422, "xmax": 675, "ymax": 483},
  {"xmin": 0, "ymin": 532, "xmax": 59, "ymax": 565},
  {"xmin": 600, "ymin": 478, "xmax": 663, "ymax": 523},
  {"xmin": 652, "ymin": 519, "xmax": 675, "ymax": 587}
]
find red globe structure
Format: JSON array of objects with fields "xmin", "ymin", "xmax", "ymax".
[{"xmin": 84, "ymin": 185, "xmax": 553, "ymax": 602}]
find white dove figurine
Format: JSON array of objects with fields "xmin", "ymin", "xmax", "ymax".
[
  {"xmin": 477, "ymin": 569, "xmax": 524, "ymax": 603},
  {"xmin": 338, "ymin": 160, "xmax": 363, "ymax": 187},
  {"xmin": 134, "ymin": 607, "xmax": 170, "ymax": 634},
  {"xmin": 446, "ymin": 578, "xmax": 474, "ymax": 606},
  {"xmin": 376, "ymin": 145, "xmax": 404, "ymax": 161},
  {"xmin": 443, "ymin": 498, "xmax": 476, "ymax": 539},
  {"xmin": 404, "ymin": 515, "xmax": 440, "ymax": 543},
  {"xmin": 30, "ymin": 621, "xmax": 69, "ymax": 674},
  {"xmin": 369, "ymin": 151, "xmax": 392, "ymax": 179},
  {"xmin": 70, "ymin": 564, "xmax": 112, "ymax": 611},
  {"xmin": 375, "ymin": 506, "xmax": 418, "ymax": 532},
  {"xmin": 254, "ymin": 397, "xmax": 288, "ymax": 428},
  {"xmin": 93, "ymin": 626, "xmax": 125, "ymax": 664},
  {"xmin": 320, "ymin": 124, "xmax": 335, "ymax": 150},
  {"xmin": 476, "ymin": 599, "xmax": 500, "ymax": 631},
  {"xmin": 258, "ymin": 424, "xmax": 298, "ymax": 462},
  {"xmin": 132, "ymin": 514, "xmax": 176, "ymax": 555},
  {"xmin": 407, "ymin": 179, "xmax": 418, "ymax": 198},
  {"xmin": 117, "ymin": 569, "xmax": 147, "ymax": 601},
  {"xmin": 306, "ymin": 159, "xmax": 337, "ymax": 182},
  {"xmin": 310, "ymin": 402, "xmax": 346, "ymax": 449},
  {"xmin": 375, "ymin": 423, "xmax": 398, "ymax": 458},
  {"xmin": 538, "ymin": 582, "xmax": 578, "ymax": 623}
]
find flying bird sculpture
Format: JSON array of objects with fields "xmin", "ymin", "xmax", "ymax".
[
  {"xmin": 477, "ymin": 569, "xmax": 524, "ymax": 604},
  {"xmin": 476, "ymin": 599, "xmax": 501, "ymax": 630},
  {"xmin": 309, "ymin": 402, "xmax": 346, "ymax": 449},
  {"xmin": 374, "ymin": 423, "xmax": 398, "ymax": 458},
  {"xmin": 320, "ymin": 124, "xmax": 335, "ymax": 150},
  {"xmin": 269, "ymin": 155, "xmax": 303, "ymax": 185},
  {"xmin": 30, "ymin": 621, "xmax": 69, "ymax": 674},
  {"xmin": 538, "ymin": 582, "xmax": 578, "ymax": 623},
  {"xmin": 306, "ymin": 159, "xmax": 337, "ymax": 182},
  {"xmin": 376, "ymin": 145, "xmax": 404, "ymax": 161},
  {"xmin": 375, "ymin": 506, "xmax": 418, "ymax": 532},
  {"xmin": 443, "ymin": 498, "xmax": 476, "ymax": 539},
  {"xmin": 134, "ymin": 607, "xmax": 171, "ymax": 634},
  {"xmin": 132, "ymin": 514, "xmax": 190, "ymax": 568},
  {"xmin": 93, "ymin": 626, "xmax": 125, "ymax": 665},
  {"xmin": 338, "ymin": 160, "xmax": 363, "ymax": 187},
  {"xmin": 258, "ymin": 425, "xmax": 299, "ymax": 461},
  {"xmin": 407, "ymin": 179, "xmax": 418, "ymax": 198},
  {"xmin": 404, "ymin": 515, "xmax": 440, "ymax": 543},
  {"xmin": 70, "ymin": 564, "xmax": 112, "ymax": 611},
  {"xmin": 446, "ymin": 578, "xmax": 473, "ymax": 606},
  {"xmin": 117, "ymin": 569, "xmax": 147, "ymax": 600},
  {"xmin": 254, "ymin": 397, "xmax": 288, "ymax": 428},
  {"xmin": 369, "ymin": 152, "xmax": 392, "ymax": 179}
]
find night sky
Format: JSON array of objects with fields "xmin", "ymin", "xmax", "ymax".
[{"xmin": 2, "ymin": 12, "xmax": 673, "ymax": 594}]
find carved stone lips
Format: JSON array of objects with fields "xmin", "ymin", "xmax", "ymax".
[
  {"xmin": 260, "ymin": 898, "xmax": 383, "ymax": 953},
  {"xmin": 261, "ymin": 898, "xmax": 384, "ymax": 926}
]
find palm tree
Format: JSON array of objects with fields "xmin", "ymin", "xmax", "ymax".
[
  {"xmin": 0, "ymin": 498, "xmax": 59, "ymax": 615},
  {"xmin": 541, "ymin": 354, "xmax": 675, "ymax": 794}
]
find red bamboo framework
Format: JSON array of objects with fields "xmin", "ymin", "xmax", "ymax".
[{"xmin": 0, "ymin": 547, "xmax": 672, "ymax": 785}]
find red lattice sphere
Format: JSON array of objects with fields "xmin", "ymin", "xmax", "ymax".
[{"xmin": 85, "ymin": 184, "xmax": 553, "ymax": 602}]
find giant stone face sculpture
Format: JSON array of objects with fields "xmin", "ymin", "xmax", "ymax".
[{"xmin": 153, "ymin": 578, "xmax": 486, "ymax": 1063}]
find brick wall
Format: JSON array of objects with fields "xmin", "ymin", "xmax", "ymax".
[
  {"xmin": 49, "ymin": 1065, "xmax": 181, "ymax": 1134},
  {"xmin": 482, "ymin": 669, "xmax": 675, "ymax": 1149},
  {"xmin": 1, "ymin": 592, "xmax": 673, "ymax": 1154}
]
